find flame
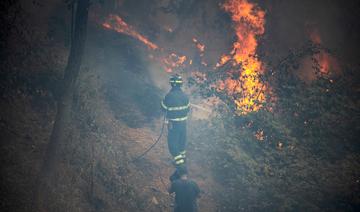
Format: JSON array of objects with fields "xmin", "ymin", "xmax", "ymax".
[
  {"xmin": 103, "ymin": 14, "xmax": 158, "ymax": 50},
  {"xmin": 218, "ymin": 0, "xmax": 266, "ymax": 114},
  {"xmin": 102, "ymin": 15, "xmax": 188, "ymax": 73},
  {"xmin": 309, "ymin": 29, "xmax": 330, "ymax": 74},
  {"xmin": 315, "ymin": 53, "xmax": 331, "ymax": 74},
  {"xmin": 162, "ymin": 53, "xmax": 187, "ymax": 73},
  {"xmin": 216, "ymin": 54, "xmax": 231, "ymax": 67},
  {"xmin": 308, "ymin": 29, "xmax": 340, "ymax": 75}
]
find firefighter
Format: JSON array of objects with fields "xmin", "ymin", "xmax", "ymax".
[
  {"xmin": 161, "ymin": 74, "xmax": 190, "ymax": 167},
  {"xmin": 168, "ymin": 166, "xmax": 200, "ymax": 212}
]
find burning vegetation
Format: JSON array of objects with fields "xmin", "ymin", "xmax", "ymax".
[
  {"xmin": 102, "ymin": 0, "xmax": 268, "ymax": 115},
  {"xmin": 308, "ymin": 28, "xmax": 340, "ymax": 75},
  {"xmin": 216, "ymin": 0, "xmax": 266, "ymax": 114},
  {"xmin": 103, "ymin": 14, "xmax": 158, "ymax": 50}
]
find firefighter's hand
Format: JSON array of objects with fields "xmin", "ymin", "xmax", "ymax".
[{"xmin": 165, "ymin": 119, "xmax": 169, "ymax": 124}]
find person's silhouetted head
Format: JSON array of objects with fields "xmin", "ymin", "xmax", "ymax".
[{"xmin": 177, "ymin": 165, "xmax": 188, "ymax": 179}]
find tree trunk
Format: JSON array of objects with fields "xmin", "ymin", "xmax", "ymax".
[{"xmin": 35, "ymin": 0, "xmax": 89, "ymax": 211}]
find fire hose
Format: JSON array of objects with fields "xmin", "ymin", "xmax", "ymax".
[{"xmin": 132, "ymin": 115, "xmax": 166, "ymax": 162}]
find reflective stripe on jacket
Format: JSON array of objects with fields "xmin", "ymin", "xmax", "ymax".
[{"xmin": 161, "ymin": 87, "xmax": 190, "ymax": 121}]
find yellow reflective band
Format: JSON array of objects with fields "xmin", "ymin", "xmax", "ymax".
[
  {"xmin": 174, "ymin": 154, "xmax": 185, "ymax": 160},
  {"xmin": 180, "ymin": 151, "xmax": 186, "ymax": 155},
  {"xmin": 161, "ymin": 100, "xmax": 168, "ymax": 110},
  {"xmin": 169, "ymin": 116, "xmax": 188, "ymax": 121},
  {"xmin": 170, "ymin": 80, "xmax": 183, "ymax": 83},
  {"xmin": 175, "ymin": 159, "xmax": 185, "ymax": 165},
  {"xmin": 167, "ymin": 103, "xmax": 190, "ymax": 111}
]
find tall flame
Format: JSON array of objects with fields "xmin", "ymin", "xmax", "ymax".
[
  {"xmin": 103, "ymin": 14, "xmax": 158, "ymax": 50},
  {"xmin": 218, "ymin": 0, "xmax": 266, "ymax": 114}
]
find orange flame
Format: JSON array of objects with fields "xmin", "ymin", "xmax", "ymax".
[
  {"xmin": 216, "ymin": 54, "xmax": 231, "ymax": 67},
  {"xmin": 162, "ymin": 53, "xmax": 187, "ymax": 73},
  {"xmin": 102, "ymin": 15, "xmax": 188, "ymax": 73},
  {"xmin": 219, "ymin": 0, "xmax": 266, "ymax": 114},
  {"xmin": 316, "ymin": 53, "xmax": 331, "ymax": 74},
  {"xmin": 103, "ymin": 14, "xmax": 158, "ymax": 50},
  {"xmin": 308, "ymin": 29, "xmax": 339, "ymax": 75}
]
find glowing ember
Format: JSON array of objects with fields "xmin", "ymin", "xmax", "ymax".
[
  {"xmin": 193, "ymin": 38, "xmax": 205, "ymax": 54},
  {"xmin": 218, "ymin": 0, "xmax": 266, "ymax": 114},
  {"xmin": 165, "ymin": 26, "xmax": 173, "ymax": 33},
  {"xmin": 103, "ymin": 14, "xmax": 158, "ymax": 50},
  {"xmin": 255, "ymin": 129, "xmax": 265, "ymax": 141}
]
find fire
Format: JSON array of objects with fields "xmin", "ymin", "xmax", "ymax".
[
  {"xmin": 102, "ymin": 3, "xmax": 268, "ymax": 115},
  {"xmin": 309, "ymin": 29, "xmax": 339, "ymax": 75},
  {"xmin": 216, "ymin": 54, "xmax": 231, "ymax": 67},
  {"xmin": 103, "ymin": 14, "xmax": 158, "ymax": 50},
  {"xmin": 218, "ymin": 0, "xmax": 266, "ymax": 114},
  {"xmin": 102, "ymin": 15, "xmax": 187, "ymax": 73},
  {"xmin": 193, "ymin": 38, "xmax": 205, "ymax": 54},
  {"xmin": 315, "ymin": 53, "xmax": 331, "ymax": 74},
  {"xmin": 162, "ymin": 53, "xmax": 187, "ymax": 73}
]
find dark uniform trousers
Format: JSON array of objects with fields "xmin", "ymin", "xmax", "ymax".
[{"xmin": 168, "ymin": 120, "xmax": 187, "ymax": 159}]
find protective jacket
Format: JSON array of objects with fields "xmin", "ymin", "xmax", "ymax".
[{"xmin": 161, "ymin": 87, "xmax": 190, "ymax": 121}]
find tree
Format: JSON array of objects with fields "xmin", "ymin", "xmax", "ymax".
[{"xmin": 35, "ymin": 0, "xmax": 90, "ymax": 211}]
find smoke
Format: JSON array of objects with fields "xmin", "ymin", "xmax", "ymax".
[
  {"xmin": 260, "ymin": 0, "xmax": 360, "ymax": 66},
  {"xmin": 110, "ymin": 0, "xmax": 232, "ymax": 65},
  {"xmin": 104, "ymin": 0, "xmax": 360, "ymax": 87}
]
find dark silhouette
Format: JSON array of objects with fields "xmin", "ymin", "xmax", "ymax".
[{"xmin": 169, "ymin": 166, "xmax": 200, "ymax": 212}]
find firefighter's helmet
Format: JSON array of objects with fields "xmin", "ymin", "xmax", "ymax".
[{"xmin": 169, "ymin": 74, "xmax": 183, "ymax": 87}]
